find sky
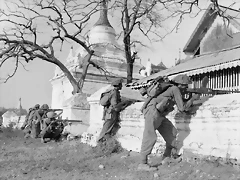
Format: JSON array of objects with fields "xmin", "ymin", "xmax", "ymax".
[{"xmin": 0, "ymin": 0, "xmax": 240, "ymax": 109}]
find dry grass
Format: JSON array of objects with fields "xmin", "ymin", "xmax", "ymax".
[
  {"xmin": 0, "ymin": 124, "xmax": 24, "ymax": 139},
  {"xmin": 92, "ymin": 137, "xmax": 124, "ymax": 157}
]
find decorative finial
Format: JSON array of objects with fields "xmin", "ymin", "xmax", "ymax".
[
  {"xmin": 179, "ymin": 48, "xmax": 181, "ymax": 60},
  {"xmin": 94, "ymin": 0, "xmax": 112, "ymax": 28},
  {"xmin": 66, "ymin": 46, "xmax": 74, "ymax": 63}
]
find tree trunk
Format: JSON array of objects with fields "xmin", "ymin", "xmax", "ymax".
[
  {"xmin": 55, "ymin": 59, "xmax": 80, "ymax": 95},
  {"xmin": 78, "ymin": 50, "xmax": 94, "ymax": 92},
  {"xmin": 124, "ymin": 35, "xmax": 133, "ymax": 83},
  {"xmin": 53, "ymin": 50, "xmax": 94, "ymax": 95},
  {"xmin": 126, "ymin": 60, "xmax": 133, "ymax": 83}
]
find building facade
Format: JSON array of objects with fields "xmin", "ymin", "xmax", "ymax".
[
  {"xmin": 130, "ymin": 4, "xmax": 240, "ymax": 93},
  {"xmin": 50, "ymin": 0, "xmax": 143, "ymax": 110}
]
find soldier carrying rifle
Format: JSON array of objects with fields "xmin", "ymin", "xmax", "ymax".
[
  {"xmin": 137, "ymin": 74, "xmax": 200, "ymax": 171},
  {"xmin": 40, "ymin": 110, "xmax": 64, "ymax": 143}
]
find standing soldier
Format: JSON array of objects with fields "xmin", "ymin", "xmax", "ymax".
[
  {"xmin": 97, "ymin": 78, "xmax": 130, "ymax": 142},
  {"xmin": 138, "ymin": 74, "xmax": 200, "ymax": 171}
]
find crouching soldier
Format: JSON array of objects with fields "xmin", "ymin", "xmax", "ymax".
[
  {"xmin": 40, "ymin": 111, "xmax": 64, "ymax": 143},
  {"xmin": 138, "ymin": 74, "xmax": 200, "ymax": 171}
]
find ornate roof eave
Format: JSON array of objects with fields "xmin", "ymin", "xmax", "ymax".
[{"xmin": 127, "ymin": 45, "xmax": 240, "ymax": 88}]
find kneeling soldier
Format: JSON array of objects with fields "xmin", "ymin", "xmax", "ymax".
[{"xmin": 40, "ymin": 111, "xmax": 63, "ymax": 143}]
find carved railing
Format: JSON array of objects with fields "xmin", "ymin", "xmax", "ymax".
[{"xmin": 190, "ymin": 66, "xmax": 240, "ymax": 95}]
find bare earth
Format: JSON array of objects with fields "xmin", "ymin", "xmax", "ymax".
[{"xmin": 0, "ymin": 128, "xmax": 240, "ymax": 180}]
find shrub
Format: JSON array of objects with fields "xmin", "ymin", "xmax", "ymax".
[{"xmin": 92, "ymin": 136, "xmax": 124, "ymax": 157}]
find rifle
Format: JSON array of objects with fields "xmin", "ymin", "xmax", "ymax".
[
  {"xmin": 43, "ymin": 118, "xmax": 82, "ymax": 132},
  {"xmin": 186, "ymin": 87, "xmax": 240, "ymax": 95},
  {"xmin": 54, "ymin": 119, "xmax": 82, "ymax": 123},
  {"xmin": 49, "ymin": 109, "xmax": 63, "ymax": 112}
]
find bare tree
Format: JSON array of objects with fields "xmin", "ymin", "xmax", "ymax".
[
  {"xmin": 110, "ymin": 0, "xmax": 235, "ymax": 83},
  {"xmin": 0, "ymin": 0, "xmax": 233, "ymax": 90},
  {"xmin": 0, "ymin": 0, "xmax": 110, "ymax": 94}
]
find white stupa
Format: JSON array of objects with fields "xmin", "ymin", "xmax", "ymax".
[{"xmin": 50, "ymin": 0, "xmax": 142, "ymax": 110}]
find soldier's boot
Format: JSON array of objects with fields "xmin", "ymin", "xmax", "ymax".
[
  {"xmin": 24, "ymin": 133, "xmax": 30, "ymax": 139},
  {"xmin": 41, "ymin": 138, "xmax": 46, "ymax": 143},
  {"xmin": 159, "ymin": 155, "xmax": 182, "ymax": 166},
  {"xmin": 137, "ymin": 163, "xmax": 157, "ymax": 171}
]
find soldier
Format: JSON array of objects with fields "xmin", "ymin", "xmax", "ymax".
[
  {"xmin": 138, "ymin": 74, "xmax": 200, "ymax": 171},
  {"xmin": 40, "ymin": 111, "xmax": 64, "ymax": 143},
  {"xmin": 97, "ymin": 78, "xmax": 130, "ymax": 142},
  {"xmin": 31, "ymin": 104, "xmax": 49, "ymax": 138},
  {"xmin": 22, "ymin": 104, "xmax": 40, "ymax": 138},
  {"xmin": 21, "ymin": 108, "xmax": 33, "ymax": 130},
  {"xmin": 21, "ymin": 104, "xmax": 40, "ymax": 130}
]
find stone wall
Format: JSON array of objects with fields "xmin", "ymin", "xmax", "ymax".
[{"xmin": 85, "ymin": 90, "xmax": 240, "ymax": 160}]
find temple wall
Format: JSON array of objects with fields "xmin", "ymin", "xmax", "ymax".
[
  {"xmin": 50, "ymin": 76, "xmax": 110, "ymax": 109},
  {"xmin": 84, "ymin": 89, "xmax": 240, "ymax": 160}
]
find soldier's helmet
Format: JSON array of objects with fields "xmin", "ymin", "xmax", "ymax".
[
  {"xmin": 34, "ymin": 104, "xmax": 40, "ymax": 109},
  {"xmin": 41, "ymin": 104, "xmax": 49, "ymax": 110},
  {"xmin": 111, "ymin": 78, "xmax": 123, "ymax": 87},
  {"xmin": 46, "ymin": 111, "xmax": 57, "ymax": 119},
  {"xmin": 172, "ymin": 74, "xmax": 192, "ymax": 85}
]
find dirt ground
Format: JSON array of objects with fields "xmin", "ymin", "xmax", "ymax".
[{"xmin": 0, "ymin": 127, "xmax": 240, "ymax": 180}]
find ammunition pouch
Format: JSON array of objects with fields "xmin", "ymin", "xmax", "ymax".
[{"xmin": 156, "ymin": 98, "xmax": 169, "ymax": 113}]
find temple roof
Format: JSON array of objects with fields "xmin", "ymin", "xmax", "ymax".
[
  {"xmin": 94, "ymin": 0, "xmax": 113, "ymax": 28},
  {"xmin": 128, "ymin": 45, "xmax": 240, "ymax": 87},
  {"xmin": 183, "ymin": 3, "xmax": 240, "ymax": 54},
  {"xmin": 156, "ymin": 61, "xmax": 167, "ymax": 69}
]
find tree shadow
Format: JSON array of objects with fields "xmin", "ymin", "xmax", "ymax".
[
  {"xmin": 110, "ymin": 99, "xmax": 137, "ymax": 137},
  {"xmin": 174, "ymin": 95, "xmax": 212, "ymax": 155}
]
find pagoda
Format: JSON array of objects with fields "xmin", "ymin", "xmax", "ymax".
[{"xmin": 50, "ymin": 0, "xmax": 142, "ymax": 121}]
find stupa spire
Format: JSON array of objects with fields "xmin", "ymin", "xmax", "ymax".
[{"xmin": 94, "ymin": 0, "xmax": 112, "ymax": 28}]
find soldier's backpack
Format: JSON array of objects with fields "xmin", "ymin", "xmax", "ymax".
[
  {"xmin": 140, "ymin": 76, "xmax": 173, "ymax": 112},
  {"xmin": 144, "ymin": 76, "xmax": 172, "ymax": 97},
  {"xmin": 100, "ymin": 90, "xmax": 113, "ymax": 107}
]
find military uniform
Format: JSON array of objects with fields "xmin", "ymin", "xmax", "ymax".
[
  {"xmin": 40, "ymin": 111, "xmax": 63, "ymax": 143},
  {"xmin": 138, "ymin": 74, "xmax": 198, "ymax": 171},
  {"xmin": 22, "ymin": 104, "xmax": 40, "ymax": 138},
  {"xmin": 97, "ymin": 79, "xmax": 123, "ymax": 142},
  {"xmin": 21, "ymin": 108, "xmax": 33, "ymax": 130},
  {"xmin": 31, "ymin": 104, "xmax": 49, "ymax": 138},
  {"xmin": 22, "ymin": 104, "xmax": 40, "ymax": 130}
]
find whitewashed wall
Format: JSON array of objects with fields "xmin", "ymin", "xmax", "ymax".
[
  {"xmin": 84, "ymin": 89, "xmax": 240, "ymax": 160},
  {"xmin": 2, "ymin": 115, "xmax": 26, "ymax": 129}
]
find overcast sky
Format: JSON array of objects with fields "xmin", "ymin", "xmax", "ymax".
[{"xmin": 0, "ymin": 0, "xmax": 240, "ymax": 109}]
